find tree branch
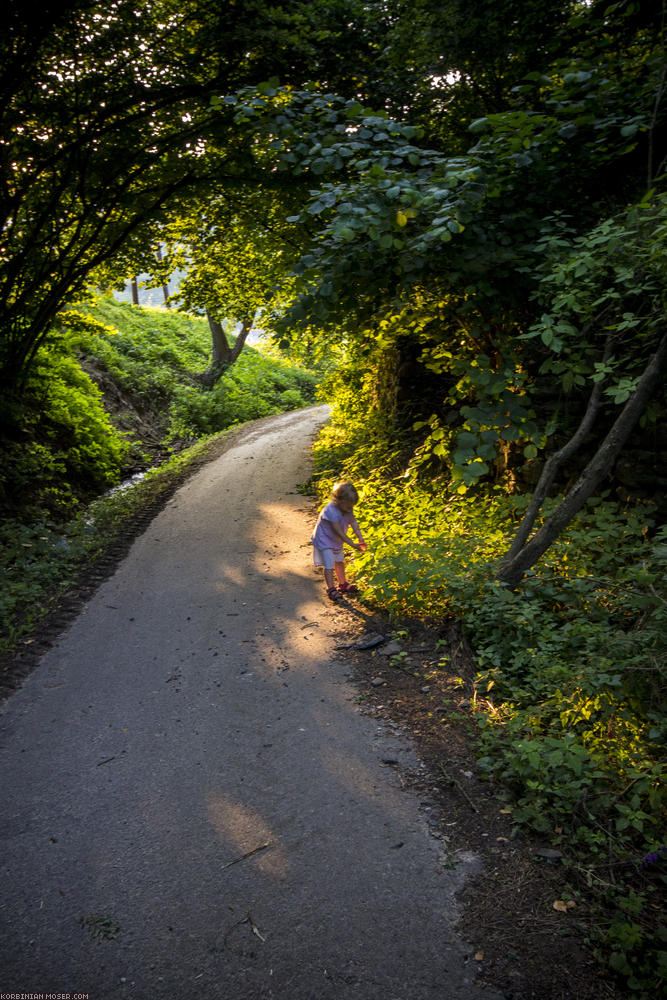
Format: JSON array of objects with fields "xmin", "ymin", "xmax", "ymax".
[
  {"xmin": 499, "ymin": 336, "xmax": 613, "ymax": 567},
  {"xmin": 496, "ymin": 332, "xmax": 667, "ymax": 588}
]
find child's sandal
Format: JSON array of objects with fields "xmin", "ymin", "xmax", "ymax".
[
  {"xmin": 339, "ymin": 581, "xmax": 359, "ymax": 595},
  {"xmin": 326, "ymin": 586, "xmax": 341, "ymax": 602}
]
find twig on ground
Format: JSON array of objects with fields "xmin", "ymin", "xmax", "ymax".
[
  {"xmin": 221, "ymin": 841, "xmax": 273, "ymax": 870},
  {"xmin": 438, "ymin": 765, "xmax": 479, "ymax": 813}
]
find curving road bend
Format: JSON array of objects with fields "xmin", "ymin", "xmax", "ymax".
[{"xmin": 0, "ymin": 405, "xmax": 499, "ymax": 1000}]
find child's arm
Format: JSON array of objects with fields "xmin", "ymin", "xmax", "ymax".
[
  {"xmin": 330, "ymin": 518, "xmax": 364, "ymax": 550},
  {"xmin": 349, "ymin": 514, "xmax": 365, "ymax": 546}
]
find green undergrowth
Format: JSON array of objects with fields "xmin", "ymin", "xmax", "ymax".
[
  {"xmin": 0, "ymin": 431, "xmax": 231, "ymax": 658},
  {"xmin": 0, "ymin": 294, "xmax": 318, "ymax": 524},
  {"xmin": 313, "ymin": 438, "xmax": 665, "ymax": 995},
  {"xmin": 72, "ymin": 296, "xmax": 318, "ymax": 442},
  {"xmin": 0, "ymin": 335, "xmax": 132, "ymax": 522}
]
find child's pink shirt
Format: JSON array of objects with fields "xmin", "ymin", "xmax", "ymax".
[{"xmin": 312, "ymin": 501, "xmax": 359, "ymax": 550}]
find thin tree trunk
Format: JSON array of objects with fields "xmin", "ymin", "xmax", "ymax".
[
  {"xmin": 130, "ymin": 276, "xmax": 139, "ymax": 305},
  {"xmin": 193, "ymin": 313, "xmax": 253, "ymax": 388},
  {"xmin": 500, "ymin": 337, "xmax": 613, "ymax": 567},
  {"xmin": 156, "ymin": 245, "xmax": 170, "ymax": 307},
  {"xmin": 647, "ymin": 2, "xmax": 667, "ymax": 188},
  {"xmin": 208, "ymin": 311, "xmax": 232, "ymax": 368},
  {"xmin": 496, "ymin": 333, "xmax": 667, "ymax": 588},
  {"xmin": 229, "ymin": 318, "xmax": 253, "ymax": 364}
]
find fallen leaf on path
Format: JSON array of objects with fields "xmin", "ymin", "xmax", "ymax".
[
  {"xmin": 536, "ymin": 848, "xmax": 564, "ymax": 861},
  {"xmin": 553, "ymin": 900, "xmax": 576, "ymax": 912}
]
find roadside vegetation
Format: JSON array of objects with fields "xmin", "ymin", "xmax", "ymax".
[
  {"xmin": 312, "ymin": 384, "xmax": 665, "ymax": 997},
  {"xmin": 0, "ymin": 293, "xmax": 318, "ymax": 654}
]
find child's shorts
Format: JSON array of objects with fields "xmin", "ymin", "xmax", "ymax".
[{"xmin": 312, "ymin": 545, "xmax": 343, "ymax": 569}]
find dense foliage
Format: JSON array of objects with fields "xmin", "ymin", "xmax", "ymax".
[{"xmin": 0, "ymin": 0, "xmax": 390, "ymax": 394}]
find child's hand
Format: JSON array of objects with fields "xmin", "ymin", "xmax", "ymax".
[{"xmin": 358, "ymin": 542, "xmax": 367, "ymax": 552}]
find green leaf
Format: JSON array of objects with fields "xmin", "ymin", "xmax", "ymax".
[
  {"xmin": 457, "ymin": 431, "xmax": 478, "ymax": 448},
  {"xmin": 345, "ymin": 102, "xmax": 364, "ymax": 118}
]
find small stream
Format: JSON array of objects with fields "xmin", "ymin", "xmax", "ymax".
[{"xmin": 106, "ymin": 469, "xmax": 149, "ymax": 496}]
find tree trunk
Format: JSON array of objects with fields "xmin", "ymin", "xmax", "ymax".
[
  {"xmin": 495, "ymin": 333, "xmax": 667, "ymax": 589},
  {"xmin": 209, "ymin": 312, "xmax": 232, "ymax": 366},
  {"xmin": 130, "ymin": 276, "xmax": 139, "ymax": 305},
  {"xmin": 500, "ymin": 337, "xmax": 613, "ymax": 567},
  {"xmin": 192, "ymin": 313, "xmax": 253, "ymax": 389},
  {"xmin": 156, "ymin": 245, "xmax": 170, "ymax": 307}
]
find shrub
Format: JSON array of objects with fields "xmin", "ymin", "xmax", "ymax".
[{"xmin": 0, "ymin": 336, "xmax": 130, "ymax": 520}]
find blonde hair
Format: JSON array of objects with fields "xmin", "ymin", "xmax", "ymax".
[{"xmin": 331, "ymin": 481, "xmax": 359, "ymax": 504}]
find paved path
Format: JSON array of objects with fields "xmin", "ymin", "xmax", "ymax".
[{"xmin": 0, "ymin": 406, "xmax": 499, "ymax": 1000}]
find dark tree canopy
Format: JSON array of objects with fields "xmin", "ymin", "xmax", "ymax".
[{"xmin": 0, "ymin": 0, "xmax": 393, "ymax": 392}]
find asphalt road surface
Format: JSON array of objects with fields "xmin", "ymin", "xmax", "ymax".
[{"xmin": 0, "ymin": 406, "xmax": 500, "ymax": 1000}]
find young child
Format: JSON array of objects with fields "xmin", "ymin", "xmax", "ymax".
[{"xmin": 311, "ymin": 481, "xmax": 367, "ymax": 602}]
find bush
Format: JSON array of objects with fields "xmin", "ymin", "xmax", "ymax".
[
  {"xmin": 0, "ymin": 336, "xmax": 130, "ymax": 520},
  {"xmin": 168, "ymin": 349, "xmax": 317, "ymax": 439}
]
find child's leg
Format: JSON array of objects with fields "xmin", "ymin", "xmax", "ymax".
[
  {"xmin": 335, "ymin": 560, "xmax": 359, "ymax": 595},
  {"xmin": 323, "ymin": 566, "xmax": 341, "ymax": 601}
]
